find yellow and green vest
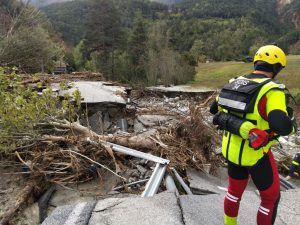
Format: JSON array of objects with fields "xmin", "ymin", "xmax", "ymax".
[{"xmin": 220, "ymin": 76, "xmax": 285, "ymax": 166}]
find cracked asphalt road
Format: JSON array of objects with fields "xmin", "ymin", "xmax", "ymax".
[{"xmin": 42, "ymin": 190, "xmax": 300, "ymax": 225}]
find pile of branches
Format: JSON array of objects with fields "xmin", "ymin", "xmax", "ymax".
[
  {"xmin": 156, "ymin": 105, "xmax": 221, "ymax": 174},
  {"xmin": 4, "ymin": 121, "xmax": 127, "ymax": 184},
  {"xmin": 2, "ymin": 104, "xmax": 221, "ymax": 185},
  {"xmin": 15, "ymin": 138, "xmax": 111, "ymax": 185}
]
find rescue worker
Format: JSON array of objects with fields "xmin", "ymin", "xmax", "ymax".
[
  {"xmin": 210, "ymin": 45, "xmax": 296, "ymax": 225},
  {"xmin": 285, "ymin": 152, "xmax": 300, "ymax": 180}
]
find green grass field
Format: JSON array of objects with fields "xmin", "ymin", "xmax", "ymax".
[{"xmin": 192, "ymin": 55, "xmax": 300, "ymax": 92}]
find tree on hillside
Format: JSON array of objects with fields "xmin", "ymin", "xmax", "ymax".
[
  {"xmin": 147, "ymin": 21, "xmax": 194, "ymax": 85},
  {"xmin": 1, "ymin": 26, "xmax": 62, "ymax": 72},
  {"xmin": 189, "ymin": 39, "xmax": 205, "ymax": 63},
  {"xmin": 0, "ymin": 3, "xmax": 63, "ymax": 72},
  {"xmin": 73, "ymin": 39, "xmax": 87, "ymax": 71},
  {"xmin": 127, "ymin": 13, "xmax": 148, "ymax": 82},
  {"xmin": 84, "ymin": 0, "xmax": 123, "ymax": 79}
]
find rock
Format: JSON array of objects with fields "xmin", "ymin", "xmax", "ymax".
[
  {"xmin": 147, "ymin": 160, "xmax": 156, "ymax": 168},
  {"xmin": 88, "ymin": 112, "xmax": 103, "ymax": 134},
  {"xmin": 136, "ymin": 165, "xmax": 147, "ymax": 176},
  {"xmin": 124, "ymin": 169, "xmax": 140, "ymax": 177},
  {"xmin": 295, "ymin": 136, "xmax": 300, "ymax": 145},
  {"xmin": 134, "ymin": 119, "xmax": 146, "ymax": 133},
  {"xmin": 128, "ymin": 177, "xmax": 137, "ymax": 183},
  {"xmin": 136, "ymin": 115, "xmax": 173, "ymax": 127},
  {"xmin": 103, "ymin": 112, "xmax": 111, "ymax": 130},
  {"xmin": 138, "ymin": 159, "xmax": 147, "ymax": 165},
  {"xmin": 129, "ymin": 169, "xmax": 140, "ymax": 178},
  {"xmin": 107, "ymin": 191, "xmax": 120, "ymax": 195},
  {"xmin": 215, "ymin": 147, "xmax": 222, "ymax": 154},
  {"xmin": 144, "ymin": 170, "xmax": 153, "ymax": 179}
]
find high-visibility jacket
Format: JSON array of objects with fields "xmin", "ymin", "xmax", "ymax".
[{"xmin": 220, "ymin": 75, "xmax": 286, "ymax": 166}]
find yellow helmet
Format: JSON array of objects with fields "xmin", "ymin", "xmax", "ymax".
[{"xmin": 253, "ymin": 45, "xmax": 286, "ymax": 67}]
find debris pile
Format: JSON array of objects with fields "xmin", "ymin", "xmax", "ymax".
[
  {"xmin": 156, "ymin": 105, "xmax": 221, "ymax": 173},
  {"xmin": 0, "ymin": 76, "xmax": 222, "ymax": 224},
  {"xmin": 273, "ymin": 135, "xmax": 300, "ymax": 175}
]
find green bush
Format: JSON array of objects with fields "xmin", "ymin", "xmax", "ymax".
[{"xmin": 0, "ymin": 68, "xmax": 80, "ymax": 153}]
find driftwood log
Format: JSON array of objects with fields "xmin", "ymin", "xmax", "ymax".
[{"xmin": 0, "ymin": 179, "xmax": 44, "ymax": 225}]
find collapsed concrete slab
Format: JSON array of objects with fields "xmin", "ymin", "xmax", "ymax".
[
  {"xmin": 53, "ymin": 81, "xmax": 127, "ymax": 105},
  {"xmin": 146, "ymin": 85, "xmax": 215, "ymax": 98},
  {"xmin": 187, "ymin": 168, "xmax": 257, "ymax": 195},
  {"xmin": 187, "ymin": 169, "xmax": 226, "ymax": 194},
  {"xmin": 88, "ymin": 192, "xmax": 183, "ymax": 225},
  {"xmin": 52, "ymin": 81, "xmax": 129, "ymax": 133}
]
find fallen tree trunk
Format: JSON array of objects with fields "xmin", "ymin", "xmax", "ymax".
[
  {"xmin": 0, "ymin": 179, "xmax": 44, "ymax": 225},
  {"xmin": 44, "ymin": 121, "xmax": 158, "ymax": 151}
]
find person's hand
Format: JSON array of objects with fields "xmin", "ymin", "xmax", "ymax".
[{"xmin": 248, "ymin": 128, "xmax": 269, "ymax": 150}]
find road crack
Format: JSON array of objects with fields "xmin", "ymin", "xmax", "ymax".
[
  {"xmin": 94, "ymin": 200, "xmax": 124, "ymax": 213},
  {"xmin": 177, "ymin": 196, "xmax": 186, "ymax": 225}
]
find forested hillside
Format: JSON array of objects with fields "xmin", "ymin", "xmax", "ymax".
[{"xmin": 1, "ymin": 0, "xmax": 300, "ymax": 85}]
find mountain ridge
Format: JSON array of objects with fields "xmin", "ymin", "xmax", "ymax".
[
  {"xmin": 150, "ymin": 0, "xmax": 184, "ymax": 5},
  {"xmin": 29, "ymin": 0, "xmax": 72, "ymax": 7}
]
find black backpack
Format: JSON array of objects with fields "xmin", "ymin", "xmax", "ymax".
[{"xmin": 218, "ymin": 78, "xmax": 271, "ymax": 113}]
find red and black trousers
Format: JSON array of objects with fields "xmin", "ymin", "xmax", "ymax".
[{"xmin": 224, "ymin": 151, "xmax": 280, "ymax": 225}]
